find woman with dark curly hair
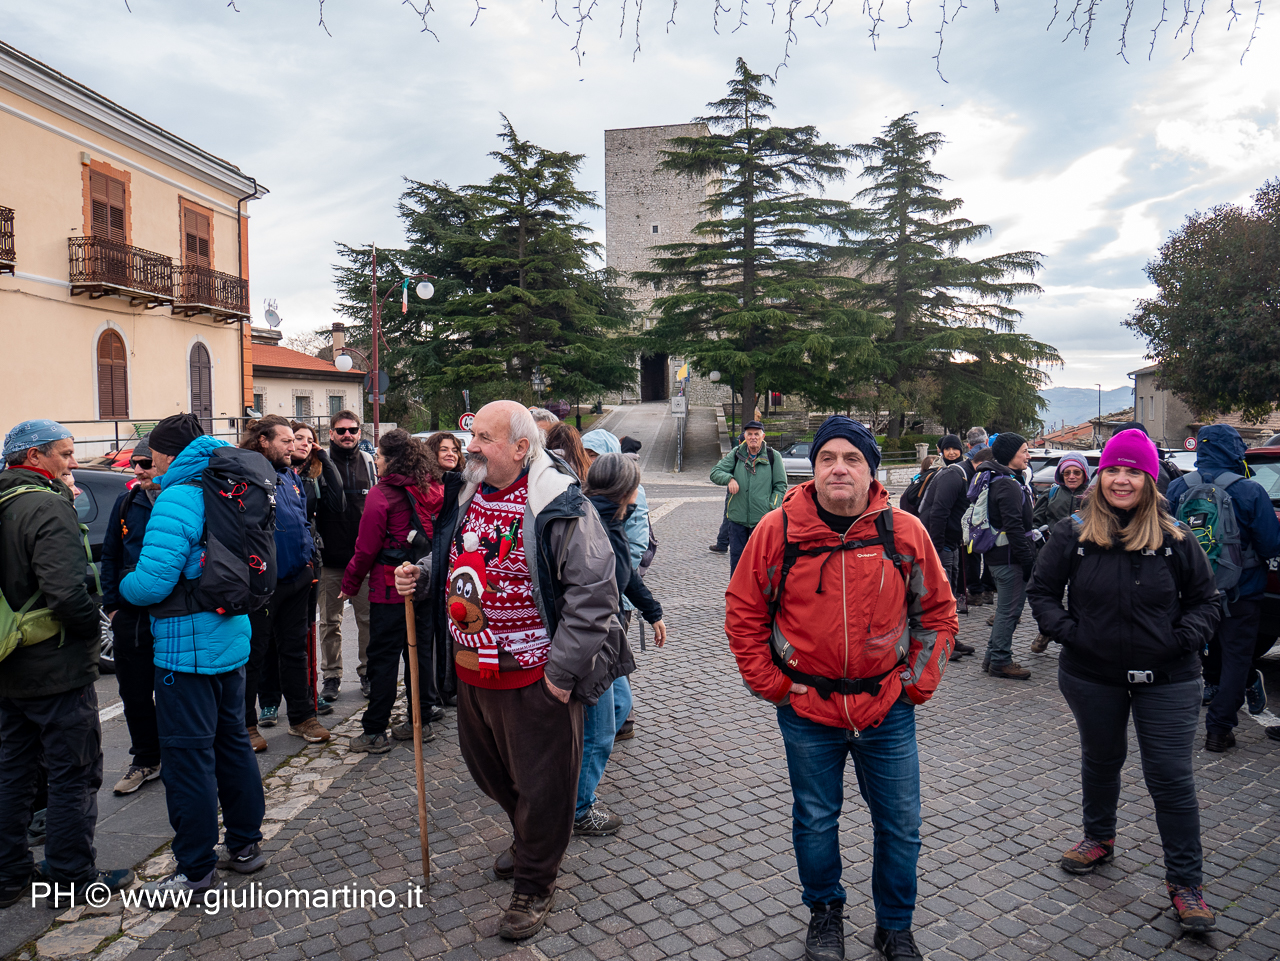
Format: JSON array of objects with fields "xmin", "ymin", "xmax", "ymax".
[
  {"xmin": 545, "ymin": 421, "xmax": 591, "ymax": 480},
  {"xmin": 423, "ymin": 431, "xmax": 465, "ymax": 478},
  {"xmin": 340, "ymin": 429, "xmax": 443, "ymax": 753}
]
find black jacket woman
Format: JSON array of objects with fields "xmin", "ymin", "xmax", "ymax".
[
  {"xmin": 1027, "ymin": 429, "xmax": 1221, "ymax": 934},
  {"xmin": 575, "ymin": 452, "xmax": 667, "ymax": 836}
]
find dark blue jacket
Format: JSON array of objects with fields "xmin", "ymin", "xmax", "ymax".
[
  {"xmin": 587, "ymin": 493, "xmax": 663, "ymax": 625},
  {"xmin": 1166, "ymin": 424, "xmax": 1280, "ymax": 599},
  {"xmin": 100, "ymin": 484, "xmax": 156, "ymax": 613},
  {"xmin": 273, "ymin": 466, "xmax": 315, "ymax": 582}
]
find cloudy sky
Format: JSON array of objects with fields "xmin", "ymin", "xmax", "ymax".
[{"xmin": 6, "ymin": 0, "xmax": 1278, "ymax": 390}]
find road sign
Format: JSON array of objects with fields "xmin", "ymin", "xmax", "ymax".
[
  {"xmin": 366, "ymin": 394, "xmax": 386, "ymax": 404},
  {"xmin": 458, "ymin": 412, "xmax": 476, "ymax": 431},
  {"xmin": 1184, "ymin": 437, "xmax": 1197, "ymax": 451},
  {"xmin": 670, "ymin": 395, "xmax": 687, "ymax": 417},
  {"xmin": 363, "ymin": 370, "xmax": 390, "ymax": 394}
]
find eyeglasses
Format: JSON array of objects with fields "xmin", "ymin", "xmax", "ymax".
[
  {"xmin": 131, "ymin": 459, "xmax": 152, "ymax": 470},
  {"xmin": 332, "ymin": 427, "xmax": 360, "ymax": 436}
]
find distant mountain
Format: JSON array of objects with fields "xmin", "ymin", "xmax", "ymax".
[{"xmin": 1038, "ymin": 386, "xmax": 1133, "ymax": 431}]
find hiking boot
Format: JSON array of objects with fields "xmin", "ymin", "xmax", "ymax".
[
  {"xmin": 113, "ymin": 763, "xmax": 161, "ymax": 796},
  {"xmin": 497, "ymin": 887, "xmax": 556, "ymax": 940},
  {"xmin": 360, "ymin": 675, "xmax": 371, "ymax": 698},
  {"xmin": 1167, "ymin": 882, "xmax": 1215, "ymax": 933},
  {"xmin": 804, "ymin": 901, "xmax": 845, "ymax": 961},
  {"xmin": 1202, "ymin": 682, "xmax": 1218, "ymax": 705},
  {"xmin": 1030, "ymin": 633, "xmax": 1051, "ymax": 654},
  {"xmin": 216, "ymin": 842, "xmax": 266, "ymax": 874},
  {"xmin": 615, "ymin": 718, "xmax": 635, "ymax": 741},
  {"xmin": 952, "ymin": 641, "xmax": 975, "ymax": 656},
  {"xmin": 873, "ymin": 926, "xmax": 923, "ymax": 961},
  {"xmin": 1060, "ymin": 837, "xmax": 1114, "ymax": 874},
  {"xmin": 1204, "ymin": 729, "xmax": 1235, "ymax": 753},
  {"xmin": 391, "ymin": 720, "xmax": 436, "ymax": 742},
  {"xmin": 493, "ymin": 844, "xmax": 515, "ymax": 880},
  {"xmin": 348, "ymin": 732, "xmax": 392, "ymax": 754},
  {"xmin": 988, "ymin": 662, "xmax": 1032, "ymax": 680},
  {"xmin": 573, "ymin": 803, "xmax": 623, "ymax": 836},
  {"xmin": 0, "ymin": 870, "xmax": 32, "ymax": 909},
  {"xmin": 986, "ymin": 612, "xmax": 996, "ymax": 627},
  {"xmin": 427, "ymin": 705, "xmax": 445, "ymax": 723},
  {"xmin": 247, "ymin": 725, "xmax": 268, "ymax": 753},
  {"xmin": 321, "ymin": 677, "xmax": 341, "ymax": 702},
  {"xmin": 258, "ymin": 704, "xmax": 279, "ymax": 727},
  {"xmin": 315, "ymin": 698, "xmax": 334, "ymax": 717},
  {"xmin": 1246, "ymin": 670, "xmax": 1267, "ymax": 715},
  {"xmin": 40, "ymin": 868, "xmax": 136, "ymax": 908},
  {"xmin": 981, "ymin": 591, "xmax": 995, "ymax": 604},
  {"xmin": 708, "ymin": 544, "xmax": 728, "ymax": 554},
  {"xmin": 289, "ymin": 718, "xmax": 331, "ymax": 743},
  {"xmin": 141, "ymin": 868, "xmax": 216, "ymax": 896},
  {"xmin": 967, "ymin": 593, "xmax": 985, "ymax": 607},
  {"xmin": 1266, "ymin": 725, "xmax": 1280, "ymax": 742}
]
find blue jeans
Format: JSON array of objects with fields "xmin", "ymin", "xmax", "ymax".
[
  {"xmin": 576, "ymin": 677, "xmax": 632, "ymax": 818},
  {"xmin": 776, "ymin": 701, "xmax": 921, "ymax": 929},
  {"xmin": 986, "ymin": 563, "xmax": 1027, "ymax": 667},
  {"xmin": 1058, "ymin": 668, "xmax": 1204, "ymax": 886}
]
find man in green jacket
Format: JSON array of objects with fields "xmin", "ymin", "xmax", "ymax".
[
  {"xmin": 711, "ymin": 421, "xmax": 789, "ymax": 574},
  {"xmin": 0, "ymin": 420, "xmax": 134, "ymax": 909}
]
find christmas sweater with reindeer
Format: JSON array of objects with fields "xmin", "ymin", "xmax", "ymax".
[{"xmin": 446, "ymin": 474, "xmax": 549, "ymax": 689}]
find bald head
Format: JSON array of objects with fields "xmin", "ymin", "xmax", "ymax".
[{"xmin": 465, "ymin": 401, "xmax": 543, "ymax": 489}]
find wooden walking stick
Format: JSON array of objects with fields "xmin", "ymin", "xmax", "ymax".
[{"xmin": 404, "ymin": 595, "xmax": 431, "ymax": 882}]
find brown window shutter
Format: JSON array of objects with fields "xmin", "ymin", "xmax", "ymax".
[
  {"xmin": 183, "ymin": 208, "xmax": 211, "ymax": 268},
  {"xmin": 97, "ymin": 331, "xmax": 128, "ymax": 419},
  {"xmin": 190, "ymin": 343, "xmax": 213, "ymax": 433},
  {"xmin": 107, "ymin": 179, "xmax": 126, "ymax": 242},
  {"xmin": 90, "ymin": 172, "xmax": 109, "ymax": 236}
]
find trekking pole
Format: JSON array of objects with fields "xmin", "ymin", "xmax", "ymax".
[{"xmin": 403, "ymin": 596, "xmax": 430, "ymax": 882}]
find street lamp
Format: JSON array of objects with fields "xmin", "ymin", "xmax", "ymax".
[
  {"xmin": 354, "ymin": 245, "xmax": 437, "ymax": 442},
  {"xmin": 1096, "ymin": 383, "xmax": 1102, "ymax": 445}
]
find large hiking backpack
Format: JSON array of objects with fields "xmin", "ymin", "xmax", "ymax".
[
  {"xmin": 151, "ymin": 447, "xmax": 278, "ymax": 618},
  {"xmin": 1174, "ymin": 470, "xmax": 1257, "ymax": 600},
  {"xmin": 0, "ymin": 485, "xmax": 78, "ymax": 664},
  {"xmin": 899, "ymin": 467, "xmax": 939, "ymax": 517},
  {"xmin": 962, "ymin": 470, "xmax": 1028, "ymax": 554}
]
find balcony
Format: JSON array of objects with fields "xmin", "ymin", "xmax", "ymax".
[
  {"xmin": 173, "ymin": 263, "xmax": 250, "ymax": 322},
  {"xmin": 0, "ymin": 207, "xmax": 14, "ymax": 275},
  {"xmin": 68, "ymin": 236, "xmax": 174, "ymax": 307}
]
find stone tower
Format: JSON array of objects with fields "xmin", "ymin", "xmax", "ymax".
[{"xmin": 604, "ymin": 123, "xmax": 727, "ymax": 405}]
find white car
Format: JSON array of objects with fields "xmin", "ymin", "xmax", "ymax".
[
  {"xmin": 412, "ymin": 430, "xmax": 474, "ymax": 450},
  {"xmin": 778, "ymin": 442, "xmax": 814, "ymax": 477}
]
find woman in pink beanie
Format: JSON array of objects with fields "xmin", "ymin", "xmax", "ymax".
[{"xmin": 1026, "ymin": 428, "xmax": 1223, "ymax": 934}]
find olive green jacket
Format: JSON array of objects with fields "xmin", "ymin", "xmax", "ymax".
[{"xmin": 711, "ymin": 443, "xmax": 789, "ymax": 528}]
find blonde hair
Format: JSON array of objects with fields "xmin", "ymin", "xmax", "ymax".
[{"xmin": 1078, "ymin": 469, "xmax": 1183, "ymax": 552}]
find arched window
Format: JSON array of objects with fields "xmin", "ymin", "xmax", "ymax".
[
  {"xmin": 190, "ymin": 343, "xmax": 213, "ymax": 434},
  {"xmin": 97, "ymin": 330, "xmax": 129, "ymax": 419}
]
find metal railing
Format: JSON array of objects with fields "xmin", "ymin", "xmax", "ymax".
[
  {"xmin": 57, "ymin": 417, "xmax": 255, "ymax": 461},
  {"xmin": 174, "ymin": 263, "xmax": 250, "ymax": 319},
  {"xmin": 0, "ymin": 206, "xmax": 14, "ymax": 273},
  {"xmin": 675, "ymin": 410, "xmax": 687, "ymax": 472},
  {"xmin": 68, "ymin": 235, "xmax": 174, "ymax": 303}
]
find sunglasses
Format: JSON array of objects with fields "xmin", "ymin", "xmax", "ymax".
[
  {"xmin": 131, "ymin": 459, "xmax": 153, "ymax": 470},
  {"xmin": 1061, "ymin": 468, "xmax": 1085, "ymax": 476},
  {"xmin": 332, "ymin": 427, "xmax": 360, "ymax": 436}
]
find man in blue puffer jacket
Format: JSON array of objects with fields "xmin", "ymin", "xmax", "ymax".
[
  {"xmin": 1167, "ymin": 423, "xmax": 1280, "ymax": 753},
  {"xmin": 120, "ymin": 415, "xmax": 266, "ymax": 893}
]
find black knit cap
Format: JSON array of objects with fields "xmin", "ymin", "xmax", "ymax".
[
  {"xmin": 149, "ymin": 413, "xmax": 205, "ymax": 456},
  {"xmin": 990, "ymin": 432, "xmax": 1027, "ymax": 466},
  {"xmin": 938, "ymin": 433, "xmax": 964, "ymax": 454}
]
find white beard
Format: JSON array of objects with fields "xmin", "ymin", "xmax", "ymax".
[{"xmin": 461, "ymin": 455, "xmax": 488, "ymax": 486}]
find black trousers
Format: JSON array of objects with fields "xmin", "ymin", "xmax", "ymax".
[
  {"xmin": 1205, "ymin": 597, "xmax": 1263, "ymax": 735},
  {"xmin": 0, "ymin": 684, "xmax": 103, "ymax": 886},
  {"xmin": 111, "ymin": 607, "xmax": 161, "ymax": 768},
  {"xmin": 260, "ymin": 579, "xmax": 319, "ymax": 710},
  {"xmin": 362, "ymin": 601, "xmax": 438, "ymax": 736},
  {"xmin": 246, "ymin": 568, "xmax": 316, "ymax": 727}
]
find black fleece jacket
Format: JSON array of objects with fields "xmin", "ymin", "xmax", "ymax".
[
  {"xmin": 920, "ymin": 462, "xmax": 969, "ymax": 552},
  {"xmin": 977, "ymin": 462, "xmax": 1036, "ymax": 570},
  {"xmin": 1028, "ymin": 513, "xmax": 1220, "ymax": 686}
]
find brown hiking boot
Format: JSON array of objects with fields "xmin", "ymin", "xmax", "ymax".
[
  {"xmin": 493, "ymin": 844, "xmax": 515, "ymax": 880},
  {"xmin": 1030, "ymin": 633, "xmax": 1052, "ymax": 654},
  {"xmin": 988, "ymin": 662, "xmax": 1032, "ymax": 680},
  {"xmin": 986, "ymin": 612, "xmax": 996, "ymax": 626},
  {"xmin": 498, "ymin": 887, "xmax": 556, "ymax": 940},
  {"xmin": 288, "ymin": 718, "xmax": 331, "ymax": 743},
  {"xmin": 246, "ymin": 726, "xmax": 267, "ymax": 753},
  {"xmin": 1060, "ymin": 837, "xmax": 1114, "ymax": 874},
  {"xmin": 1167, "ymin": 882, "xmax": 1215, "ymax": 933}
]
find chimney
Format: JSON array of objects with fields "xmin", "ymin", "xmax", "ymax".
[{"xmin": 331, "ymin": 321, "xmax": 346, "ymax": 353}]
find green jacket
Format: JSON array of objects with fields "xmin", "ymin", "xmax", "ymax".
[
  {"xmin": 0, "ymin": 468, "xmax": 100, "ymax": 698},
  {"xmin": 711, "ymin": 443, "xmax": 789, "ymax": 528}
]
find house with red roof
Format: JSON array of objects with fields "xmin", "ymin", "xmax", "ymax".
[{"xmin": 249, "ymin": 327, "xmax": 365, "ymax": 427}]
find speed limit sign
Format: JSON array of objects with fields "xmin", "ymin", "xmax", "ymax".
[
  {"xmin": 1183, "ymin": 437, "xmax": 1197, "ymax": 451},
  {"xmin": 458, "ymin": 412, "xmax": 476, "ymax": 432}
]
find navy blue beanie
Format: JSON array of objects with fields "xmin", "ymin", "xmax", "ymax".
[{"xmin": 810, "ymin": 416, "xmax": 881, "ymax": 474}]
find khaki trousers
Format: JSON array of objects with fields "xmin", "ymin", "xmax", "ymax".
[{"xmin": 318, "ymin": 566, "xmax": 370, "ymax": 680}]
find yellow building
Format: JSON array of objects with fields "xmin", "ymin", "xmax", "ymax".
[{"xmin": 0, "ymin": 39, "xmax": 266, "ymax": 453}]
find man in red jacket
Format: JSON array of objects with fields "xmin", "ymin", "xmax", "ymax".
[{"xmin": 726, "ymin": 416, "xmax": 957, "ymax": 961}]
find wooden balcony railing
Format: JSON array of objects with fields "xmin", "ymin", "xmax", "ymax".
[
  {"xmin": 68, "ymin": 235, "xmax": 174, "ymax": 306},
  {"xmin": 173, "ymin": 263, "xmax": 250, "ymax": 321},
  {"xmin": 0, "ymin": 207, "xmax": 14, "ymax": 275}
]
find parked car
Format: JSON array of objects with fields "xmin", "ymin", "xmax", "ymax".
[
  {"xmin": 1243, "ymin": 445, "xmax": 1280, "ymax": 646},
  {"xmin": 411, "ymin": 430, "xmax": 474, "ymax": 451},
  {"xmin": 82, "ymin": 447, "xmax": 137, "ymax": 471},
  {"xmin": 70, "ymin": 466, "xmax": 136, "ymax": 674},
  {"xmin": 777, "ymin": 441, "xmax": 813, "ymax": 477},
  {"xmin": 1028, "ymin": 451, "xmax": 1103, "ymax": 496}
]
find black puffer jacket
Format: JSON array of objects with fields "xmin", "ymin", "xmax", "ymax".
[
  {"xmin": 1027, "ymin": 514, "xmax": 1220, "ymax": 687},
  {"xmin": 317, "ymin": 443, "xmax": 375, "ymax": 570},
  {"xmin": 976, "ymin": 461, "xmax": 1035, "ymax": 570},
  {"xmin": 919, "ymin": 462, "xmax": 968, "ymax": 552}
]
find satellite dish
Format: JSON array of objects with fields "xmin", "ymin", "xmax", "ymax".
[
  {"xmin": 416, "ymin": 281, "xmax": 435, "ymax": 301},
  {"xmin": 263, "ymin": 298, "xmax": 282, "ymax": 328}
]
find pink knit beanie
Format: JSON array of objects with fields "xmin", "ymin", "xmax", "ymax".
[{"xmin": 1099, "ymin": 429, "xmax": 1159, "ymax": 481}]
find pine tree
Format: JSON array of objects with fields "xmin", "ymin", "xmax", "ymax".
[
  {"xmin": 334, "ymin": 119, "xmax": 635, "ymax": 429},
  {"xmin": 846, "ymin": 114, "xmax": 1059, "ymax": 438},
  {"xmin": 638, "ymin": 59, "xmax": 879, "ymax": 422}
]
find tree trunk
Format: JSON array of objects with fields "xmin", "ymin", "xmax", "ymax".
[{"xmin": 741, "ymin": 369, "xmax": 757, "ymax": 430}]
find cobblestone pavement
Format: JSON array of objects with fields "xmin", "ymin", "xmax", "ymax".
[{"xmin": 12, "ymin": 492, "xmax": 1280, "ymax": 961}]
